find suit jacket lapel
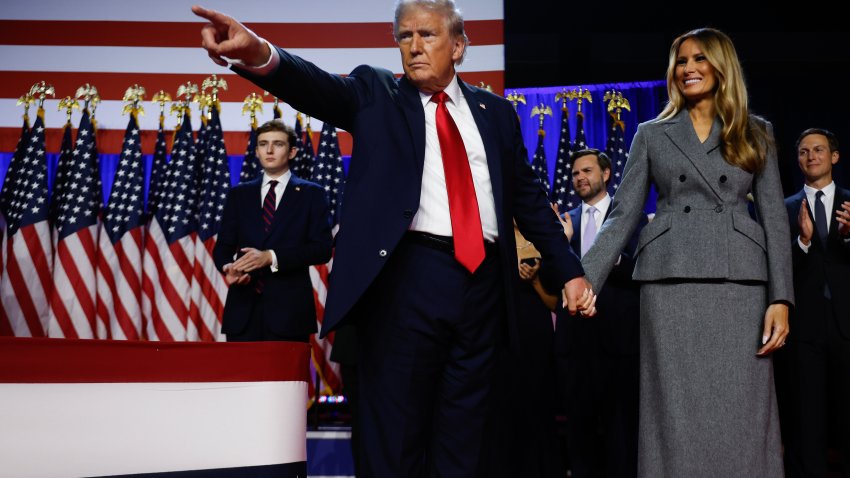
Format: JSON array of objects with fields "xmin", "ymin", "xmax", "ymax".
[
  {"xmin": 664, "ymin": 110, "xmax": 724, "ymax": 201},
  {"xmin": 568, "ymin": 207, "xmax": 582, "ymax": 255},
  {"xmin": 459, "ymin": 78, "xmax": 504, "ymax": 229},
  {"xmin": 398, "ymin": 76, "xmax": 427, "ymax": 181}
]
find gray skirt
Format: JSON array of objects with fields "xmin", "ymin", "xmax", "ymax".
[{"xmin": 638, "ymin": 281, "xmax": 783, "ymax": 478}]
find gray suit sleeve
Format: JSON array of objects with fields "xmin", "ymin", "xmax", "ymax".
[
  {"xmin": 753, "ymin": 122, "xmax": 794, "ymax": 305},
  {"xmin": 581, "ymin": 123, "xmax": 652, "ymax": 291}
]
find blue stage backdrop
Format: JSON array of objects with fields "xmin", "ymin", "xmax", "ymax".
[
  {"xmin": 1, "ymin": 81, "xmax": 667, "ymax": 213},
  {"xmin": 513, "ymin": 80, "xmax": 667, "ymax": 213}
]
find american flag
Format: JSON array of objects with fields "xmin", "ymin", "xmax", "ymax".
[
  {"xmin": 1, "ymin": 2, "xmax": 505, "ymax": 157},
  {"xmin": 142, "ymin": 115, "xmax": 197, "ymax": 341},
  {"xmin": 550, "ymin": 103, "xmax": 572, "ymax": 210},
  {"xmin": 562, "ymin": 111, "xmax": 589, "ymax": 210},
  {"xmin": 0, "ymin": 109, "xmax": 52, "ymax": 337},
  {"xmin": 145, "ymin": 113, "xmax": 168, "ymax": 218},
  {"xmin": 189, "ymin": 106, "xmax": 229, "ymax": 341},
  {"xmin": 239, "ymin": 119, "xmax": 261, "ymax": 182},
  {"xmin": 530, "ymin": 129, "xmax": 550, "ymax": 192},
  {"xmin": 606, "ymin": 114, "xmax": 628, "ymax": 196},
  {"xmin": 47, "ymin": 109, "xmax": 102, "ymax": 339},
  {"xmin": 309, "ymin": 122, "xmax": 346, "ymax": 395},
  {"xmin": 97, "ymin": 113, "xmax": 146, "ymax": 340},
  {"xmin": 292, "ymin": 113, "xmax": 315, "ymax": 179}
]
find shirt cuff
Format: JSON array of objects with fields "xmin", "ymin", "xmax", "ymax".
[
  {"xmin": 229, "ymin": 38, "xmax": 279, "ymax": 75},
  {"xmin": 797, "ymin": 236, "xmax": 810, "ymax": 253},
  {"xmin": 269, "ymin": 250, "xmax": 279, "ymax": 273}
]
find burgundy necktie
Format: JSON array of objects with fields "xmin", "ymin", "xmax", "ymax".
[
  {"xmin": 431, "ymin": 91, "xmax": 485, "ymax": 273},
  {"xmin": 256, "ymin": 180, "xmax": 278, "ymax": 293},
  {"xmin": 263, "ymin": 180, "xmax": 278, "ymax": 234}
]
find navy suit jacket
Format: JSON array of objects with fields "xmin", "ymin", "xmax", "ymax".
[
  {"xmin": 556, "ymin": 203, "xmax": 645, "ymax": 355},
  {"xmin": 213, "ymin": 174, "xmax": 332, "ymax": 337},
  {"xmin": 784, "ymin": 186, "xmax": 850, "ymax": 340},
  {"xmin": 237, "ymin": 49, "xmax": 583, "ymax": 345}
]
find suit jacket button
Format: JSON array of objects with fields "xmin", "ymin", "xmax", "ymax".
[
  {"xmin": 719, "ymin": 175, "xmax": 728, "ymax": 183},
  {"xmin": 684, "ymin": 206, "xmax": 691, "ymax": 213},
  {"xmin": 715, "ymin": 205, "xmax": 724, "ymax": 213},
  {"xmin": 679, "ymin": 174, "xmax": 687, "ymax": 182},
  {"xmin": 403, "ymin": 209, "xmax": 414, "ymax": 219},
  {"xmin": 378, "ymin": 249, "xmax": 388, "ymax": 257}
]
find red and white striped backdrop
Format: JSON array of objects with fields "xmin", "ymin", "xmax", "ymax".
[{"xmin": 0, "ymin": 0, "xmax": 505, "ymax": 155}]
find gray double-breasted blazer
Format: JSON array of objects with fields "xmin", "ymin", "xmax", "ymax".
[{"xmin": 582, "ymin": 109, "xmax": 793, "ymax": 305}]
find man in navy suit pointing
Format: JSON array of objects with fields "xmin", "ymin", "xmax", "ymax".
[{"xmin": 195, "ymin": 1, "xmax": 595, "ymax": 475}]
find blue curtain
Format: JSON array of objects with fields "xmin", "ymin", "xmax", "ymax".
[{"xmin": 513, "ymin": 80, "xmax": 667, "ymax": 212}]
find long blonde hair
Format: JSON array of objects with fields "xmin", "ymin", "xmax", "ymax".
[{"xmin": 658, "ymin": 28, "xmax": 770, "ymax": 173}]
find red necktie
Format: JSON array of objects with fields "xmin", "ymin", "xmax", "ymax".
[{"xmin": 431, "ymin": 91, "xmax": 485, "ymax": 273}]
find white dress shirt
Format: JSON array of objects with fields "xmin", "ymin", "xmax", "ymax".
[
  {"xmin": 580, "ymin": 193, "xmax": 611, "ymax": 242},
  {"xmin": 409, "ymin": 76, "xmax": 498, "ymax": 241},
  {"xmin": 261, "ymin": 170, "xmax": 291, "ymax": 271},
  {"xmin": 798, "ymin": 181, "xmax": 836, "ymax": 253}
]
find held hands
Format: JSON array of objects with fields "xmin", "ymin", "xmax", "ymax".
[
  {"xmin": 837, "ymin": 200, "xmax": 850, "ymax": 236},
  {"xmin": 552, "ymin": 203, "xmax": 574, "ymax": 241},
  {"xmin": 191, "ymin": 5, "xmax": 270, "ymax": 67},
  {"xmin": 232, "ymin": 247, "xmax": 273, "ymax": 273},
  {"xmin": 756, "ymin": 303, "xmax": 789, "ymax": 356},
  {"xmin": 798, "ymin": 199, "xmax": 813, "ymax": 246},
  {"xmin": 562, "ymin": 276, "xmax": 596, "ymax": 317}
]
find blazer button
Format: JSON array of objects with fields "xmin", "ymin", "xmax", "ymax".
[
  {"xmin": 679, "ymin": 174, "xmax": 686, "ymax": 182},
  {"xmin": 378, "ymin": 249, "xmax": 387, "ymax": 257},
  {"xmin": 715, "ymin": 205, "xmax": 724, "ymax": 213},
  {"xmin": 403, "ymin": 209, "xmax": 414, "ymax": 219},
  {"xmin": 684, "ymin": 206, "xmax": 691, "ymax": 213},
  {"xmin": 719, "ymin": 175, "xmax": 728, "ymax": 183}
]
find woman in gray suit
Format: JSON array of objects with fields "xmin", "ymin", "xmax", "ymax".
[{"xmin": 581, "ymin": 28, "xmax": 793, "ymax": 477}]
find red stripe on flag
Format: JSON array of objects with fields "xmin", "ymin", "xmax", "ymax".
[{"xmin": 0, "ymin": 20, "xmax": 503, "ymax": 48}]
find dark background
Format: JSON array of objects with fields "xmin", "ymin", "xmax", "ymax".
[{"xmin": 503, "ymin": 0, "xmax": 850, "ymax": 195}]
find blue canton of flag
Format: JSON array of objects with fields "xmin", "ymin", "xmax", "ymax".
[
  {"xmin": 5, "ymin": 113, "xmax": 49, "ymax": 235},
  {"xmin": 146, "ymin": 115, "xmax": 169, "ymax": 217},
  {"xmin": 562, "ymin": 111, "xmax": 588, "ymax": 210},
  {"xmin": 530, "ymin": 131, "xmax": 550, "ymax": 192},
  {"xmin": 606, "ymin": 115, "xmax": 628, "ymax": 196},
  {"xmin": 54, "ymin": 110, "xmax": 100, "ymax": 240},
  {"xmin": 312, "ymin": 123, "xmax": 346, "ymax": 225},
  {"xmin": 103, "ymin": 114, "xmax": 146, "ymax": 243},
  {"xmin": 157, "ymin": 116, "xmax": 199, "ymax": 244},
  {"xmin": 1, "ymin": 118, "xmax": 31, "ymax": 218},
  {"xmin": 196, "ymin": 107, "xmax": 230, "ymax": 242},
  {"xmin": 292, "ymin": 114, "xmax": 315, "ymax": 179},
  {"xmin": 550, "ymin": 106, "xmax": 572, "ymax": 210},
  {"xmin": 49, "ymin": 122, "xmax": 74, "ymax": 226},
  {"xmin": 239, "ymin": 121, "xmax": 261, "ymax": 183}
]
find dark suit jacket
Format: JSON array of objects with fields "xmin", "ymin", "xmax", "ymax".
[
  {"xmin": 556, "ymin": 203, "xmax": 645, "ymax": 356},
  {"xmin": 784, "ymin": 186, "xmax": 850, "ymax": 340},
  {"xmin": 237, "ymin": 49, "xmax": 583, "ymax": 346},
  {"xmin": 213, "ymin": 174, "xmax": 332, "ymax": 338}
]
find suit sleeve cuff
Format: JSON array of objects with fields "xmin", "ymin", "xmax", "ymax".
[
  {"xmin": 797, "ymin": 236, "xmax": 810, "ymax": 253},
  {"xmin": 230, "ymin": 38, "xmax": 279, "ymax": 75},
  {"xmin": 269, "ymin": 250, "xmax": 279, "ymax": 273}
]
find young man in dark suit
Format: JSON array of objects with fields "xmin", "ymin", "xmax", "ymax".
[
  {"xmin": 782, "ymin": 128, "xmax": 850, "ymax": 477},
  {"xmin": 213, "ymin": 120, "xmax": 332, "ymax": 342},
  {"xmin": 556, "ymin": 149, "xmax": 645, "ymax": 478},
  {"xmin": 194, "ymin": 1, "xmax": 596, "ymax": 475}
]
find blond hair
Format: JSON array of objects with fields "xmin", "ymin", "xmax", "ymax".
[{"xmin": 658, "ymin": 28, "xmax": 770, "ymax": 173}]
